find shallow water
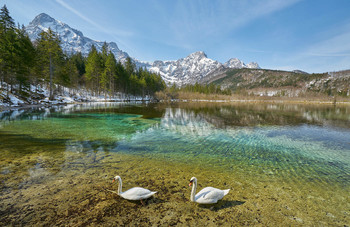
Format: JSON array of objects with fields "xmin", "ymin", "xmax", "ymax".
[{"xmin": 0, "ymin": 102, "xmax": 349, "ymax": 226}]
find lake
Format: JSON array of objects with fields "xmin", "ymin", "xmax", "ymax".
[{"xmin": 0, "ymin": 102, "xmax": 349, "ymax": 226}]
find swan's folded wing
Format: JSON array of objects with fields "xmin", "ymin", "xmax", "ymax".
[
  {"xmin": 195, "ymin": 187, "xmax": 224, "ymax": 204},
  {"xmin": 121, "ymin": 187, "xmax": 156, "ymax": 200}
]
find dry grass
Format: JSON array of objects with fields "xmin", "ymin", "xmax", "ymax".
[{"xmin": 155, "ymin": 91, "xmax": 350, "ymax": 105}]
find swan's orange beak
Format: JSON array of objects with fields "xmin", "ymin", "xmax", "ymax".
[
  {"xmin": 189, "ymin": 182, "xmax": 192, "ymax": 187},
  {"xmin": 112, "ymin": 179, "xmax": 115, "ymax": 183}
]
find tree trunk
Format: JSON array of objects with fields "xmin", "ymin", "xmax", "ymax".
[
  {"xmin": 6, "ymin": 73, "xmax": 9, "ymax": 98},
  {"xmin": 109, "ymin": 73, "xmax": 112, "ymax": 98},
  {"xmin": 49, "ymin": 53, "xmax": 53, "ymax": 100}
]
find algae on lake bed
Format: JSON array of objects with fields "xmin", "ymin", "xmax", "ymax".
[{"xmin": 1, "ymin": 150, "xmax": 349, "ymax": 226}]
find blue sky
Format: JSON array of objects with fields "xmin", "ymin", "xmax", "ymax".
[{"xmin": 2, "ymin": 0, "xmax": 350, "ymax": 73}]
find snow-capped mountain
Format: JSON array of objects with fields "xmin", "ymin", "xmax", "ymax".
[
  {"xmin": 223, "ymin": 58, "xmax": 259, "ymax": 69},
  {"xmin": 25, "ymin": 13, "xmax": 130, "ymax": 63},
  {"xmin": 246, "ymin": 62, "xmax": 260, "ymax": 69},
  {"xmin": 25, "ymin": 13, "xmax": 260, "ymax": 85},
  {"xmin": 149, "ymin": 51, "xmax": 224, "ymax": 85},
  {"xmin": 148, "ymin": 52, "xmax": 260, "ymax": 85},
  {"xmin": 224, "ymin": 58, "xmax": 245, "ymax": 68}
]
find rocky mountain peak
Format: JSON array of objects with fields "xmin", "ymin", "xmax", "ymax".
[
  {"xmin": 246, "ymin": 62, "xmax": 260, "ymax": 69},
  {"xmin": 188, "ymin": 51, "xmax": 208, "ymax": 60},
  {"xmin": 224, "ymin": 58, "xmax": 244, "ymax": 68},
  {"xmin": 30, "ymin": 13, "xmax": 56, "ymax": 25}
]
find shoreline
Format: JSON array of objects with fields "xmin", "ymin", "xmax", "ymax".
[
  {"xmin": 175, "ymin": 98, "xmax": 350, "ymax": 105},
  {"xmin": 2, "ymin": 97, "xmax": 350, "ymax": 112},
  {"xmin": 0, "ymin": 99, "xmax": 153, "ymax": 112},
  {"xmin": 159, "ymin": 97, "xmax": 350, "ymax": 107}
]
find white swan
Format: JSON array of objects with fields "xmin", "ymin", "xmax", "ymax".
[
  {"xmin": 189, "ymin": 177, "xmax": 230, "ymax": 204},
  {"xmin": 113, "ymin": 176, "xmax": 157, "ymax": 201}
]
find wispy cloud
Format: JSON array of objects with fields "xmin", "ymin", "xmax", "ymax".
[
  {"xmin": 55, "ymin": 0, "xmax": 99, "ymax": 30},
  {"xmin": 55, "ymin": 0, "xmax": 133, "ymax": 39},
  {"xmin": 270, "ymin": 29, "xmax": 350, "ymax": 72},
  {"xmin": 304, "ymin": 30, "xmax": 350, "ymax": 57},
  {"xmin": 154, "ymin": 0, "xmax": 302, "ymax": 50},
  {"xmin": 223, "ymin": 0, "xmax": 302, "ymax": 31}
]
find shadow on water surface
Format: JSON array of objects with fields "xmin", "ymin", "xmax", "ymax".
[
  {"xmin": 119, "ymin": 197, "xmax": 166, "ymax": 206},
  {"xmin": 198, "ymin": 200, "xmax": 246, "ymax": 211}
]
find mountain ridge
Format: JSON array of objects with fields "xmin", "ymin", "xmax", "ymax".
[
  {"xmin": 26, "ymin": 13, "xmax": 130, "ymax": 63},
  {"xmin": 148, "ymin": 51, "xmax": 260, "ymax": 85},
  {"xmin": 25, "ymin": 13, "xmax": 260, "ymax": 85},
  {"xmin": 204, "ymin": 67, "xmax": 350, "ymax": 97}
]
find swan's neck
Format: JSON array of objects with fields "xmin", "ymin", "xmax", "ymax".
[
  {"xmin": 190, "ymin": 179, "xmax": 197, "ymax": 202},
  {"xmin": 117, "ymin": 178, "xmax": 122, "ymax": 195}
]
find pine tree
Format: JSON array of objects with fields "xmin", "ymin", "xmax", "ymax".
[
  {"xmin": 125, "ymin": 57, "xmax": 136, "ymax": 76},
  {"xmin": 59, "ymin": 56, "xmax": 79, "ymax": 90},
  {"xmin": 85, "ymin": 45, "xmax": 102, "ymax": 95},
  {"xmin": 115, "ymin": 61, "xmax": 127, "ymax": 94},
  {"xmin": 0, "ymin": 5, "xmax": 15, "ymax": 32},
  {"xmin": 70, "ymin": 52, "xmax": 86, "ymax": 87},
  {"xmin": 14, "ymin": 25, "xmax": 35, "ymax": 93},
  {"xmin": 0, "ymin": 5, "xmax": 17, "ymax": 96},
  {"xmin": 102, "ymin": 51, "xmax": 117, "ymax": 97},
  {"xmin": 101, "ymin": 42, "xmax": 108, "ymax": 64},
  {"xmin": 35, "ymin": 28, "xmax": 64, "ymax": 100},
  {"xmin": 99, "ymin": 42, "xmax": 109, "ymax": 97},
  {"xmin": 129, "ymin": 73, "xmax": 139, "ymax": 96}
]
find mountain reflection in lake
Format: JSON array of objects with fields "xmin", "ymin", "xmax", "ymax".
[{"xmin": 0, "ymin": 102, "xmax": 349, "ymax": 226}]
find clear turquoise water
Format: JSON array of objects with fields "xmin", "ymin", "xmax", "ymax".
[{"xmin": 1, "ymin": 102, "xmax": 349, "ymax": 189}]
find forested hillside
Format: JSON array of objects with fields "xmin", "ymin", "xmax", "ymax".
[
  {"xmin": 206, "ymin": 68, "xmax": 350, "ymax": 97},
  {"xmin": 0, "ymin": 5, "xmax": 165, "ymax": 106}
]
